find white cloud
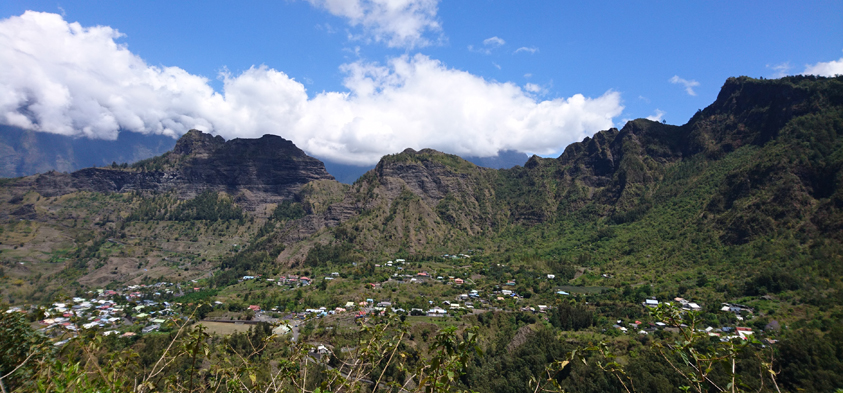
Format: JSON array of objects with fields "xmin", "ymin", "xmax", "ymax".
[
  {"xmin": 766, "ymin": 62, "xmax": 792, "ymax": 78},
  {"xmin": 619, "ymin": 109, "xmax": 664, "ymax": 128},
  {"xmin": 803, "ymin": 53, "xmax": 843, "ymax": 76},
  {"xmin": 524, "ymin": 83, "xmax": 542, "ymax": 93},
  {"xmin": 469, "ymin": 36, "xmax": 506, "ymax": 55},
  {"xmin": 305, "ymin": 55, "xmax": 623, "ymax": 163},
  {"xmin": 646, "ymin": 109, "xmax": 665, "ymax": 122},
  {"xmin": 669, "ymin": 75, "xmax": 699, "ymax": 96},
  {"xmin": 514, "ymin": 47, "xmax": 538, "ymax": 54},
  {"xmin": 524, "ymin": 83, "xmax": 550, "ymax": 96},
  {"xmin": 0, "ymin": 11, "xmax": 624, "ymax": 165},
  {"xmin": 0, "ymin": 11, "xmax": 224, "ymax": 139},
  {"xmin": 306, "ymin": 0, "xmax": 441, "ymax": 49},
  {"xmin": 483, "ymin": 36, "xmax": 505, "ymax": 47}
]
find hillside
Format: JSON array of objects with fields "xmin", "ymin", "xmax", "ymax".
[
  {"xmin": 237, "ymin": 75, "xmax": 842, "ymax": 255},
  {"xmin": 0, "ymin": 131, "xmax": 336, "ymax": 301},
  {"xmin": 202, "ymin": 76, "xmax": 843, "ymax": 322},
  {"xmin": 1, "ymin": 76, "xmax": 840, "ymax": 298}
]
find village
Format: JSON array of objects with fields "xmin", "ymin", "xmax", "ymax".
[{"xmin": 3, "ymin": 251, "xmax": 779, "ymax": 349}]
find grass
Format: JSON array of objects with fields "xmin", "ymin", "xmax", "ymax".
[
  {"xmin": 555, "ymin": 285, "xmax": 608, "ymax": 294},
  {"xmin": 197, "ymin": 321, "xmax": 255, "ymax": 335},
  {"xmin": 405, "ymin": 315, "xmax": 463, "ymax": 328}
]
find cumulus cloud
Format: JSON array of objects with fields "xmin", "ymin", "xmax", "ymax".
[
  {"xmin": 514, "ymin": 47, "xmax": 538, "ymax": 54},
  {"xmin": 0, "ymin": 11, "xmax": 223, "ymax": 139},
  {"xmin": 669, "ymin": 75, "xmax": 699, "ymax": 96},
  {"xmin": 0, "ymin": 11, "xmax": 624, "ymax": 165},
  {"xmin": 303, "ymin": 55, "xmax": 623, "ymax": 163},
  {"xmin": 306, "ymin": 0, "xmax": 441, "ymax": 49},
  {"xmin": 803, "ymin": 53, "xmax": 843, "ymax": 76}
]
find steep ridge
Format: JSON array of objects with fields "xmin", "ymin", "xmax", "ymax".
[
  {"xmin": 239, "ymin": 75, "xmax": 843, "ymax": 269},
  {"xmin": 1, "ymin": 75, "xmax": 840, "ymax": 281},
  {"xmin": 270, "ymin": 149, "xmax": 502, "ymax": 263},
  {"xmin": 7, "ymin": 130, "xmax": 336, "ymax": 210}
]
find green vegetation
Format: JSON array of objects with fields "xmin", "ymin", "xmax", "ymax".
[
  {"xmin": 0, "ymin": 76, "xmax": 842, "ymax": 391},
  {"xmin": 271, "ymin": 200, "xmax": 306, "ymax": 221},
  {"xmin": 127, "ymin": 190, "xmax": 244, "ymax": 222}
]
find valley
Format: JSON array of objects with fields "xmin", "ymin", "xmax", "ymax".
[{"xmin": 1, "ymin": 75, "xmax": 842, "ymax": 392}]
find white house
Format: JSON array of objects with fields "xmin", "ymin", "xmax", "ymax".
[{"xmin": 427, "ymin": 307, "xmax": 448, "ymax": 317}]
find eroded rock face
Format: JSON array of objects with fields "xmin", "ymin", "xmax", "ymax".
[
  {"xmin": 373, "ymin": 148, "xmax": 481, "ymax": 207},
  {"xmin": 18, "ymin": 130, "xmax": 335, "ymax": 210}
]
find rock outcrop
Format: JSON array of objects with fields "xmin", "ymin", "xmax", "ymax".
[{"xmin": 14, "ymin": 130, "xmax": 335, "ymax": 210}]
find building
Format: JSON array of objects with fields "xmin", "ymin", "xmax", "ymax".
[
  {"xmin": 427, "ymin": 307, "xmax": 447, "ymax": 317},
  {"xmin": 736, "ymin": 327, "xmax": 754, "ymax": 340}
]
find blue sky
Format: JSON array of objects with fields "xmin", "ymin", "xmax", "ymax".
[{"xmin": 1, "ymin": 1, "xmax": 841, "ymax": 164}]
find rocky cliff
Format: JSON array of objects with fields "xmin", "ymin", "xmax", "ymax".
[{"xmin": 10, "ymin": 130, "xmax": 335, "ymax": 210}]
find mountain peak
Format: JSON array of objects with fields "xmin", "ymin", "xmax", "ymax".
[
  {"xmin": 173, "ymin": 129, "xmax": 225, "ymax": 157},
  {"xmin": 24, "ymin": 130, "xmax": 335, "ymax": 210},
  {"xmin": 225, "ymin": 134, "xmax": 309, "ymax": 160}
]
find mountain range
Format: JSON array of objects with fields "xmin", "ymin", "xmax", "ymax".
[
  {"xmin": 1, "ymin": 75, "xmax": 841, "ymax": 302},
  {"xmin": 238, "ymin": 75, "xmax": 843, "ymax": 266},
  {"xmin": 0, "ymin": 127, "xmax": 529, "ymax": 184}
]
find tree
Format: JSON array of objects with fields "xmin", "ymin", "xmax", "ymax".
[{"xmin": 0, "ymin": 308, "xmax": 49, "ymax": 392}]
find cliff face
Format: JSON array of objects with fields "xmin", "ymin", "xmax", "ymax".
[
  {"xmin": 172, "ymin": 131, "xmax": 335, "ymax": 202},
  {"xmin": 14, "ymin": 130, "xmax": 335, "ymax": 210},
  {"xmin": 685, "ymin": 75, "xmax": 843, "ymax": 156}
]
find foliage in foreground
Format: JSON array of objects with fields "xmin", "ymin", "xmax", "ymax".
[{"xmin": 2, "ymin": 304, "xmax": 827, "ymax": 393}]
